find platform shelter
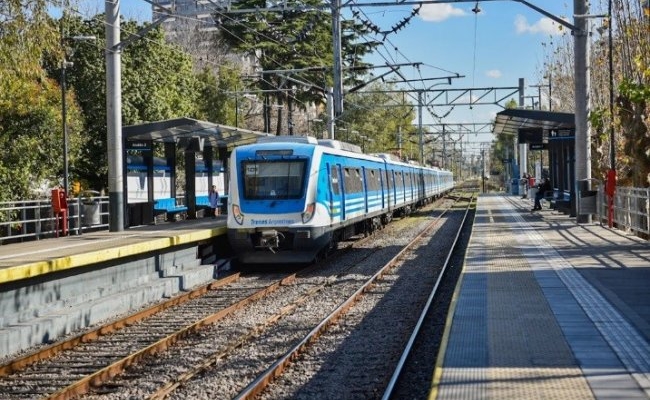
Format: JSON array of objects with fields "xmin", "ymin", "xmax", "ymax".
[
  {"xmin": 493, "ymin": 109, "xmax": 576, "ymax": 215},
  {"xmin": 122, "ymin": 118, "xmax": 270, "ymax": 227}
]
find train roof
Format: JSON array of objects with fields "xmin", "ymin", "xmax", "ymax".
[
  {"xmin": 256, "ymin": 135, "xmax": 318, "ymax": 145},
  {"xmin": 317, "ymin": 139, "xmax": 362, "ymax": 154},
  {"xmin": 244, "ymin": 136, "xmax": 452, "ymax": 174}
]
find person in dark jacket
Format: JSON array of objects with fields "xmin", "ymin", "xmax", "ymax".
[
  {"xmin": 532, "ymin": 178, "xmax": 552, "ymax": 211},
  {"xmin": 209, "ymin": 185, "xmax": 220, "ymax": 218}
]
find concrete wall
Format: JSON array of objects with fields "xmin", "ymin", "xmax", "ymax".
[{"xmin": 0, "ymin": 237, "xmax": 227, "ymax": 359}]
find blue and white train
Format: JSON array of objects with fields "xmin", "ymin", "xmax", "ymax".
[
  {"xmin": 126, "ymin": 155, "xmax": 225, "ymax": 204},
  {"xmin": 227, "ymin": 136, "xmax": 454, "ymax": 264}
]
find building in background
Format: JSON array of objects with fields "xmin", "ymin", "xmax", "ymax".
[{"xmin": 151, "ymin": 0, "xmax": 256, "ymax": 73}]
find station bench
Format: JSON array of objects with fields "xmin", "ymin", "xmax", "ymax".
[
  {"xmin": 154, "ymin": 198, "xmax": 188, "ymax": 223},
  {"xmin": 194, "ymin": 195, "xmax": 210, "ymax": 218},
  {"xmin": 195, "ymin": 195, "xmax": 209, "ymax": 208},
  {"xmin": 550, "ymin": 189, "xmax": 571, "ymax": 213}
]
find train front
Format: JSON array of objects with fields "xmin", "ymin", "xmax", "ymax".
[{"xmin": 227, "ymin": 140, "xmax": 330, "ymax": 265}]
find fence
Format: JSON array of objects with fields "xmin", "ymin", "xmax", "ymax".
[
  {"xmin": 0, "ymin": 195, "xmax": 109, "ymax": 244},
  {"xmin": 598, "ymin": 187, "xmax": 650, "ymax": 237},
  {"xmin": 2, "ymin": 188, "xmax": 650, "ymax": 244}
]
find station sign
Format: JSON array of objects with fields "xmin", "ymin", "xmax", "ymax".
[
  {"xmin": 126, "ymin": 140, "xmax": 152, "ymax": 151},
  {"xmin": 529, "ymin": 143, "xmax": 547, "ymax": 150},
  {"xmin": 518, "ymin": 128, "xmax": 543, "ymax": 143}
]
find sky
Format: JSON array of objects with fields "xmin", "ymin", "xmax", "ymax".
[
  {"xmin": 352, "ymin": 0, "xmax": 575, "ymax": 154},
  {"xmin": 67, "ymin": 1, "xmax": 580, "ymax": 155}
]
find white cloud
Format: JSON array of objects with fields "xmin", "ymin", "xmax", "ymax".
[
  {"xmin": 514, "ymin": 15, "xmax": 564, "ymax": 36},
  {"xmin": 486, "ymin": 70, "xmax": 502, "ymax": 79},
  {"xmin": 420, "ymin": 4, "xmax": 466, "ymax": 22}
]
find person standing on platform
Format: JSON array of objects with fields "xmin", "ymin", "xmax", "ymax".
[
  {"xmin": 209, "ymin": 185, "xmax": 220, "ymax": 218},
  {"xmin": 521, "ymin": 173, "xmax": 530, "ymax": 199},
  {"xmin": 532, "ymin": 178, "xmax": 552, "ymax": 211}
]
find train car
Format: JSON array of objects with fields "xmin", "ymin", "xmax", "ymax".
[
  {"xmin": 126, "ymin": 155, "xmax": 225, "ymax": 206},
  {"xmin": 227, "ymin": 136, "xmax": 454, "ymax": 264},
  {"xmin": 126, "ymin": 155, "xmax": 172, "ymax": 203}
]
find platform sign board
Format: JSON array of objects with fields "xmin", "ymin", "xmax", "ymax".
[
  {"xmin": 529, "ymin": 143, "xmax": 547, "ymax": 150},
  {"xmin": 126, "ymin": 140, "xmax": 152, "ymax": 151},
  {"xmin": 518, "ymin": 127, "xmax": 544, "ymax": 143}
]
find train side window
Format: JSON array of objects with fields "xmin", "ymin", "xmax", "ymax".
[
  {"xmin": 367, "ymin": 169, "xmax": 377, "ymax": 191},
  {"xmin": 344, "ymin": 168, "xmax": 362, "ymax": 193},
  {"xmin": 355, "ymin": 169, "xmax": 362, "ymax": 192},
  {"xmin": 344, "ymin": 168, "xmax": 352, "ymax": 193}
]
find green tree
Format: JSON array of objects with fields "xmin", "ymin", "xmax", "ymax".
[
  {"xmin": 339, "ymin": 82, "xmax": 416, "ymax": 157},
  {"xmin": 53, "ymin": 16, "xmax": 201, "ymax": 190},
  {"xmin": 0, "ymin": 1, "xmax": 74, "ymax": 201},
  {"xmin": 195, "ymin": 63, "xmax": 242, "ymax": 126},
  {"xmin": 488, "ymin": 98, "xmax": 518, "ymax": 183},
  {"xmin": 544, "ymin": 0, "xmax": 649, "ymax": 186},
  {"xmin": 218, "ymin": 0, "xmax": 375, "ymax": 134}
]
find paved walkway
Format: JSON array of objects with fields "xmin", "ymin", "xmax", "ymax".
[{"xmin": 431, "ymin": 194, "xmax": 650, "ymax": 399}]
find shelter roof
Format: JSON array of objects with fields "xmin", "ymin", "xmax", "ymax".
[
  {"xmin": 493, "ymin": 108, "xmax": 575, "ymax": 137},
  {"xmin": 123, "ymin": 117, "xmax": 271, "ymax": 150}
]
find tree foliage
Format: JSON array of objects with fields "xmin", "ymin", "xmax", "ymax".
[
  {"xmin": 544, "ymin": 0, "xmax": 649, "ymax": 186},
  {"xmin": 50, "ymin": 16, "xmax": 202, "ymax": 191},
  {"xmin": 339, "ymin": 82, "xmax": 416, "ymax": 158},
  {"xmin": 0, "ymin": 1, "xmax": 71, "ymax": 201},
  {"xmin": 0, "ymin": 4, "xmax": 249, "ymax": 199},
  {"xmin": 195, "ymin": 63, "xmax": 242, "ymax": 126},
  {"xmin": 218, "ymin": 0, "xmax": 376, "ymax": 134},
  {"xmin": 489, "ymin": 98, "xmax": 517, "ymax": 178}
]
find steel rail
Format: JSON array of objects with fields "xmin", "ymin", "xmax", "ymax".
[
  {"xmin": 144, "ymin": 222, "xmax": 402, "ymax": 399},
  {"xmin": 0, "ymin": 273, "xmax": 241, "ymax": 377},
  {"xmin": 381, "ymin": 192, "xmax": 475, "ymax": 399},
  {"xmin": 233, "ymin": 196, "xmax": 459, "ymax": 399},
  {"xmin": 45, "ymin": 273, "xmax": 298, "ymax": 400}
]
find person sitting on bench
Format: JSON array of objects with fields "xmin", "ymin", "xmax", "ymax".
[{"xmin": 532, "ymin": 178, "xmax": 552, "ymax": 211}]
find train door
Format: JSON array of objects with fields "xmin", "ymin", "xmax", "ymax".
[
  {"xmin": 380, "ymin": 168, "xmax": 386, "ymax": 209},
  {"xmin": 362, "ymin": 167, "xmax": 368, "ymax": 213},
  {"xmin": 329, "ymin": 163, "xmax": 345, "ymax": 221}
]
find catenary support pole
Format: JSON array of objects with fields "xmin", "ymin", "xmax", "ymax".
[
  {"xmin": 574, "ymin": 0, "xmax": 591, "ymax": 223},
  {"xmin": 106, "ymin": 0, "xmax": 124, "ymax": 231}
]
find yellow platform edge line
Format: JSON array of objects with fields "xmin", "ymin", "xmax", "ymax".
[
  {"xmin": 428, "ymin": 197, "xmax": 481, "ymax": 400},
  {"xmin": 0, "ymin": 226, "xmax": 227, "ymax": 285}
]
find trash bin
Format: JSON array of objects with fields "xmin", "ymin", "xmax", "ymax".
[
  {"xmin": 220, "ymin": 195, "xmax": 228, "ymax": 215},
  {"xmin": 578, "ymin": 191, "xmax": 597, "ymax": 215},
  {"xmin": 83, "ymin": 198, "xmax": 101, "ymax": 226}
]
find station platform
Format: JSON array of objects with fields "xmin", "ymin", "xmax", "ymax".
[
  {"xmin": 431, "ymin": 194, "xmax": 650, "ymax": 400},
  {"xmin": 0, "ymin": 217, "xmax": 227, "ymax": 285}
]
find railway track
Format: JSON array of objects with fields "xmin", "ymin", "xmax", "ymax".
[{"xmin": 0, "ymin": 190, "xmax": 475, "ymax": 400}]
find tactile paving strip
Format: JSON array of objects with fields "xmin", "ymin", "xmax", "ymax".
[{"xmin": 508, "ymin": 197, "xmax": 650, "ymax": 399}]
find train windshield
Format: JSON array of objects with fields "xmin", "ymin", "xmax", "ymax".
[{"xmin": 242, "ymin": 160, "xmax": 307, "ymax": 200}]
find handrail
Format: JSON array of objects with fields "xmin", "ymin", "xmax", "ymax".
[
  {"xmin": 2, "ymin": 185, "xmax": 650, "ymax": 244},
  {"xmin": 0, "ymin": 195, "xmax": 109, "ymax": 244}
]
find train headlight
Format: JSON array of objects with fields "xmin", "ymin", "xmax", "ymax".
[
  {"xmin": 232, "ymin": 204, "xmax": 244, "ymax": 225},
  {"xmin": 302, "ymin": 202, "xmax": 315, "ymax": 223}
]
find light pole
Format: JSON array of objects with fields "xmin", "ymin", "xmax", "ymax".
[
  {"xmin": 61, "ymin": 59, "xmax": 73, "ymax": 197},
  {"xmin": 60, "ymin": 17, "xmax": 95, "ymax": 196}
]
